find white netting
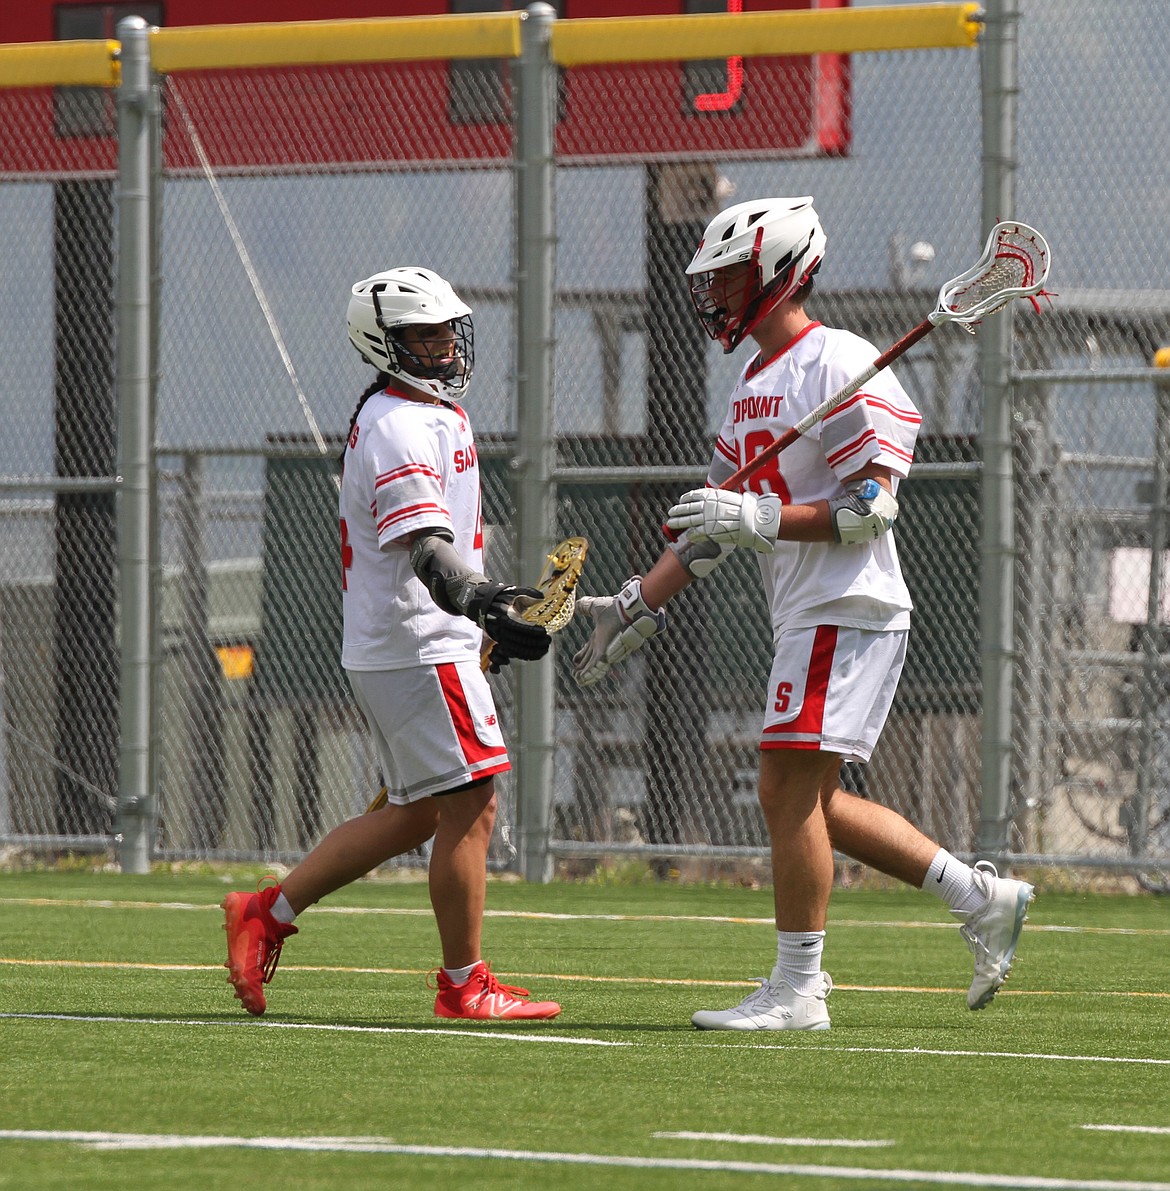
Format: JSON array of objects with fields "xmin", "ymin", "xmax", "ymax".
[{"xmin": 934, "ymin": 221, "xmax": 1051, "ymax": 323}]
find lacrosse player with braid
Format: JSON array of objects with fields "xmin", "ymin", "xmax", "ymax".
[
  {"xmin": 222, "ymin": 267, "xmax": 560, "ymax": 1022},
  {"xmin": 574, "ymin": 198, "xmax": 1034, "ymax": 1030}
]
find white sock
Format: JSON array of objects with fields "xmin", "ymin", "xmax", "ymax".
[
  {"xmin": 922, "ymin": 849, "xmax": 983, "ymax": 914},
  {"xmin": 771, "ymin": 931, "xmax": 825, "ymax": 996},
  {"xmin": 443, "ymin": 962, "xmax": 480, "ymax": 985},
  {"xmin": 270, "ymin": 892, "xmax": 297, "ymax": 924}
]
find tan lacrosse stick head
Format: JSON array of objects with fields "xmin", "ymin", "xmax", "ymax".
[
  {"xmin": 479, "ymin": 536, "xmax": 590, "ymax": 671},
  {"xmin": 519, "ymin": 536, "xmax": 589, "ymax": 631}
]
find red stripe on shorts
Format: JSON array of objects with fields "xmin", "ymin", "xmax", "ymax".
[
  {"xmin": 436, "ymin": 663, "xmax": 509, "ymax": 769},
  {"xmin": 761, "ymin": 624, "xmax": 838, "ymax": 749}
]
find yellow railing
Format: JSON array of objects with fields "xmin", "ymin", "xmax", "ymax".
[
  {"xmin": 0, "ymin": 4, "xmax": 978, "ymax": 89},
  {"xmin": 551, "ymin": 3, "xmax": 982, "ymax": 66},
  {"xmin": 149, "ymin": 12, "xmax": 524, "ymax": 74},
  {"xmin": 0, "ymin": 38, "xmax": 119, "ymax": 88}
]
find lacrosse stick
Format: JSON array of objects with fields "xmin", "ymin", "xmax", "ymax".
[
  {"xmin": 480, "ymin": 535, "xmax": 590, "ymax": 672},
  {"xmin": 365, "ymin": 535, "xmax": 589, "ymax": 813},
  {"xmin": 663, "ymin": 220, "xmax": 1051, "ymax": 539}
]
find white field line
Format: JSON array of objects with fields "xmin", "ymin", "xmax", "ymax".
[
  {"xmin": 1, "ymin": 1130, "xmax": 1169, "ymax": 1190},
  {"xmin": 654, "ymin": 1130, "xmax": 894, "ymax": 1148},
  {"xmin": 0, "ymin": 1012, "xmax": 628, "ymax": 1047},
  {"xmin": 3, "ymin": 1012, "xmax": 1166, "ymax": 1070},
  {"xmin": 1082, "ymin": 1125, "xmax": 1170, "ymax": 1136},
  {"xmin": 717, "ymin": 1045, "xmax": 1170, "ymax": 1068},
  {"xmin": 2, "ymin": 896, "xmax": 1167, "ymax": 937},
  {"xmin": 3, "ymin": 956, "xmax": 1168, "ymax": 1000}
]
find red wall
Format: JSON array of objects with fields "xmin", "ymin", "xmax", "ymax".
[{"xmin": 1, "ymin": 2, "xmax": 849, "ymax": 174}]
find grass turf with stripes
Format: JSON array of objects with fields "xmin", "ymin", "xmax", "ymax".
[{"xmin": 0, "ymin": 870, "xmax": 1168, "ymax": 1190}]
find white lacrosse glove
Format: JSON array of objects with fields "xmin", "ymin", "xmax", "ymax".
[
  {"xmin": 665, "ymin": 488, "xmax": 781, "ymax": 553},
  {"xmin": 571, "ymin": 577, "xmax": 667, "ymax": 688},
  {"xmin": 828, "ymin": 478, "xmax": 899, "ymax": 544}
]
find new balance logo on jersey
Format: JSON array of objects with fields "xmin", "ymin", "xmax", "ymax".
[
  {"xmin": 733, "ymin": 394, "xmax": 784, "ymax": 423},
  {"xmin": 484, "ymin": 714, "xmax": 497, "ymax": 727},
  {"xmin": 454, "ymin": 444, "xmax": 478, "ymax": 473}
]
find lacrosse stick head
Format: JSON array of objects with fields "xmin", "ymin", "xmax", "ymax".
[
  {"xmin": 519, "ymin": 536, "xmax": 590, "ymax": 631},
  {"xmin": 931, "ymin": 222, "xmax": 1051, "ymax": 327},
  {"xmin": 480, "ymin": 536, "xmax": 589, "ymax": 671}
]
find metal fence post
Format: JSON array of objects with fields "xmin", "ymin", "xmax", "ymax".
[
  {"xmin": 114, "ymin": 16, "xmax": 159, "ymax": 873},
  {"xmin": 976, "ymin": 0, "xmax": 1019, "ymax": 862},
  {"xmin": 1131, "ymin": 350, "xmax": 1170, "ymax": 857},
  {"xmin": 513, "ymin": 3, "xmax": 557, "ymax": 882}
]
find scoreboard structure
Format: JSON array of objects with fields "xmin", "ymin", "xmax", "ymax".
[{"xmin": 1, "ymin": 1, "xmax": 851, "ymax": 174}]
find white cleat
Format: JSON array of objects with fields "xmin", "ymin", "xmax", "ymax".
[
  {"xmin": 692, "ymin": 973, "xmax": 832, "ymax": 1031},
  {"xmin": 956, "ymin": 861, "xmax": 1035, "ymax": 1010}
]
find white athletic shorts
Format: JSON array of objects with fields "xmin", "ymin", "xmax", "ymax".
[
  {"xmin": 760, "ymin": 625, "xmax": 907, "ymax": 763},
  {"xmin": 347, "ymin": 659, "xmax": 510, "ymax": 804}
]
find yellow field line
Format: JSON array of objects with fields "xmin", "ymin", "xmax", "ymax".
[
  {"xmin": 2, "ymin": 897, "xmax": 1167, "ymax": 937},
  {"xmin": 2, "ymin": 957, "xmax": 1167, "ymax": 999}
]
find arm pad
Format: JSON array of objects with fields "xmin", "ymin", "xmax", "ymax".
[
  {"xmin": 670, "ymin": 531, "xmax": 735, "ymax": 580},
  {"xmin": 829, "ymin": 478, "xmax": 900, "ymax": 544},
  {"xmin": 409, "ymin": 529, "xmax": 489, "ymax": 617}
]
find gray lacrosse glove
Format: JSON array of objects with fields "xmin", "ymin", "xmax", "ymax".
[
  {"xmin": 665, "ymin": 488, "xmax": 781, "ymax": 553},
  {"xmin": 571, "ymin": 577, "xmax": 667, "ymax": 688},
  {"xmin": 828, "ymin": 478, "xmax": 899, "ymax": 544}
]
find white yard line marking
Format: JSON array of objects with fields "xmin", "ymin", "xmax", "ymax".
[
  {"xmin": 4, "ymin": 1012, "xmax": 1164, "ymax": 1070},
  {"xmin": 1, "ymin": 1130, "xmax": 1169, "ymax": 1189},
  {"xmin": 2, "ymin": 897, "xmax": 1166, "ymax": 937},
  {"xmin": 714, "ymin": 1045, "xmax": 1170, "ymax": 1068},
  {"xmin": 0, "ymin": 1012, "xmax": 629, "ymax": 1047},
  {"xmin": 1082, "ymin": 1125, "xmax": 1170, "ymax": 1136},
  {"xmin": 655, "ymin": 1130, "xmax": 893, "ymax": 1148},
  {"xmin": 3, "ymin": 956, "xmax": 1167, "ymax": 1000}
]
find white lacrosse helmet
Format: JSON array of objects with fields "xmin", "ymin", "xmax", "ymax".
[
  {"xmin": 347, "ymin": 266, "xmax": 474, "ymax": 401},
  {"xmin": 686, "ymin": 196, "xmax": 826, "ymax": 352}
]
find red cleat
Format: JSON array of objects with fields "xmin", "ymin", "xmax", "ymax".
[
  {"xmin": 432, "ymin": 962, "xmax": 561, "ymax": 1021},
  {"xmin": 221, "ymin": 880, "xmax": 297, "ymax": 1016}
]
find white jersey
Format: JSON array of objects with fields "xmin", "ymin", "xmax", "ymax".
[
  {"xmin": 340, "ymin": 383, "xmax": 484, "ymax": 671},
  {"xmin": 706, "ymin": 321, "xmax": 922, "ymax": 634}
]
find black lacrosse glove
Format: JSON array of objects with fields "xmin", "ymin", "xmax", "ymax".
[{"xmin": 464, "ymin": 583, "xmax": 550, "ymax": 662}]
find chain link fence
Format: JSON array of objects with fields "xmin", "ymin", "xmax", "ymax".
[{"xmin": 0, "ymin": 2, "xmax": 1167, "ymax": 882}]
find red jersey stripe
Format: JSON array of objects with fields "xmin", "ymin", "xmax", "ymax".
[
  {"xmin": 865, "ymin": 395, "xmax": 923, "ymax": 424},
  {"xmin": 823, "ymin": 391, "xmax": 869, "ymax": 420},
  {"xmin": 762, "ymin": 624, "xmax": 838, "ymax": 742},
  {"xmin": 877, "ymin": 438, "xmax": 915, "ymax": 463},
  {"xmin": 715, "ymin": 436, "xmax": 739, "ymax": 466},
  {"xmin": 826, "ymin": 429, "xmax": 878, "ymax": 469},
  {"xmin": 377, "ymin": 502, "xmax": 447, "ymax": 533},
  {"xmin": 376, "ymin": 462, "xmax": 441, "ymax": 488},
  {"xmin": 824, "ymin": 391, "xmax": 921, "ymax": 427},
  {"xmin": 437, "ymin": 663, "xmax": 510, "ymax": 768}
]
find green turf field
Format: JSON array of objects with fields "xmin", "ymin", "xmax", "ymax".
[{"xmin": 1, "ymin": 868, "xmax": 1168, "ymax": 1190}]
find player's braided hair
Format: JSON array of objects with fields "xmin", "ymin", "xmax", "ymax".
[{"xmin": 340, "ymin": 372, "xmax": 391, "ymax": 467}]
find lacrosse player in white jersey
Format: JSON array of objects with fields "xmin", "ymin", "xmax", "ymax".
[
  {"xmin": 574, "ymin": 198, "xmax": 1034, "ymax": 1030},
  {"xmin": 222, "ymin": 267, "xmax": 560, "ymax": 1022}
]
